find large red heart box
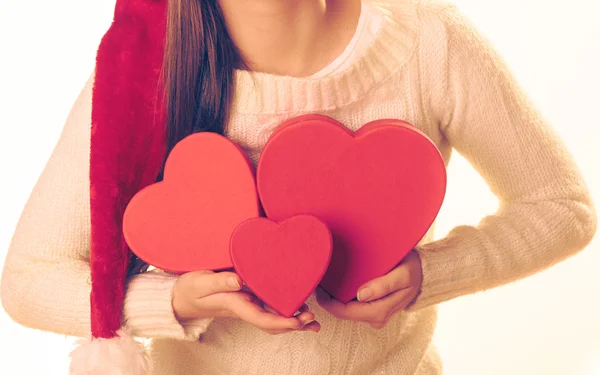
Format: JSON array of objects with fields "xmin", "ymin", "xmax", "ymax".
[
  {"xmin": 230, "ymin": 215, "xmax": 333, "ymax": 318},
  {"xmin": 123, "ymin": 132, "xmax": 260, "ymax": 274},
  {"xmin": 257, "ymin": 115, "xmax": 447, "ymax": 303}
]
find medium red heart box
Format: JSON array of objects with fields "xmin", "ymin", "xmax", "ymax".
[
  {"xmin": 257, "ymin": 114, "xmax": 447, "ymax": 303},
  {"xmin": 122, "ymin": 132, "xmax": 260, "ymax": 274}
]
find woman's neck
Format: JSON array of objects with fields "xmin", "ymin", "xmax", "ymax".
[{"xmin": 218, "ymin": 0, "xmax": 361, "ymax": 77}]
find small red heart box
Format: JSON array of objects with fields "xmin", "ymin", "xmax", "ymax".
[{"xmin": 230, "ymin": 215, "xmax": 333, "ymax": 317}]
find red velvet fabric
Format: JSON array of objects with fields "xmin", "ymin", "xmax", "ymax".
[{"xmin": 89, "ymin": 0, "xmax": 167, "ymax": 339}]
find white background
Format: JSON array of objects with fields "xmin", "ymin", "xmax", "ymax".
[{"xmin": 0, "ymin": 0, "xmax": 599, "ymax": 374}]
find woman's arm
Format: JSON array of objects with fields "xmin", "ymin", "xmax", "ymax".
[
  {"xmin": 0, "ymin": 74, "xmax": 210, "ymax": 339},
  {"xmin": 410, "ymin": 4, "xmax": 597, "ymax": 310}
]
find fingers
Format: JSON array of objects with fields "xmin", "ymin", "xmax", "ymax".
[
  {"xmin": 300, "ymin": 321, "xmax": 321, "ymax": 333},
  {"xmin": 297, "ymin": 304, "xmax": 310, "ymax": 314},
  {"xmin": 316, "ymin": 287, "xmax": 413, "ymax": 328},
  {"xmin": 356, "ymin": 251, "xmax": 423, "ymax": 303},
  {"xmin": 185, "ymin": 274, "xmax": 321, "ymax": 335},
  {"xmin": 295, "ymin": 304, "xmax": 316, "ymax": 325},
  {"xmin": 316, "ymin": 288, "xmax": 376, "ymax": 321},
  {"xmin": 260, "ymin": 303, "xmax": 315, "ymax": 326},
  {"xmin": 184, "ymin": 270, "xmax": 242, "ymax": 298},
  {"xmin": 296, "ymin": 311, "xmax": 316, "ymax": 326},
  {"xmin": 227, "ymin": 292, "xmax": 304, "ymax": 332},
  {"xmin": 227, "ymin": 294, "xmax": 320, "ymax": 335},
  {"xmin": 356, "ymin": 264, "xmax": 410, "ymax": 302},
  {"xmin": 263, "ymin": 315, "xmax": 320, "ymax": 334}
]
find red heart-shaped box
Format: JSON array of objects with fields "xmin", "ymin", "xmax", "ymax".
[
  {"xmin": 257, "ymin": 115, "xmax": 446, "ymax": 303},
  {"xmin": 123, "ymin": 132, "xmax": 260, "ymax": 274},
  {"xmin": 230, "ymin": 215, "xmax": 332, "ymax": 317}
]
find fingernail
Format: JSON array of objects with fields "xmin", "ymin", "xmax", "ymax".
[
  {"xmin": 308, "ymin": 325, "xmax": 321, "ymax": 333},
  {"xmin": 227, "ymin": 277, "xmax": 241, "ymax": 289},
  {"xmin": 357, "ymin": 288, "xmax": 373, "ymax": 302},
  {"xmin": 303, "ymin": 319, "xmax": 315, "ymax": 326}
]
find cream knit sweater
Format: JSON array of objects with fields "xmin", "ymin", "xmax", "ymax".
[{"xmin": 1, "ymin": 1, "xmax": 596, "ymax": 374}]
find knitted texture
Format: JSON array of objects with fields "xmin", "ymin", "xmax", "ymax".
[
  {"xmin": 1, "ymin": 0, "xmax": 596, "ymax": 374},
  {"xmin": 89, "ymin": 0, "xmax": 168, "ymax": 340}
]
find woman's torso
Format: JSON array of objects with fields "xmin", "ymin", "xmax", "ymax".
[{"xmin": 150, "ymin": 1, "xmax": 450, "ymax": 373}]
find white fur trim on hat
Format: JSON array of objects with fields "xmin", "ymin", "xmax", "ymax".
[{"xmin": 69, "ymin": 330, "xmax": 151, "ymax": 375}]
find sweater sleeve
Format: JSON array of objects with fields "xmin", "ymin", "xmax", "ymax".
[
  {"xmin": 0, "ymin": 74, "xmax": 211, "ymax": 340},
  {"xmin": 409, "ymin": 4, "xmax": 597, "ymax": 310}
]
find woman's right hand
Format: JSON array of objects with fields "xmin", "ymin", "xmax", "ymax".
[{"xmin": 172, "ymin": 270, "xmax": 320, "ymax": 335}]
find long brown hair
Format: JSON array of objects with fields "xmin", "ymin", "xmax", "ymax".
[{"xmin": 127, "ymin": 0, "xmax": 243, "ymax": 276}]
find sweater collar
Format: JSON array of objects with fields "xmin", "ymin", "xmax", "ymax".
[{"xmin": 230, "ymin": 0, "xmax": 421, "ymax": 115}]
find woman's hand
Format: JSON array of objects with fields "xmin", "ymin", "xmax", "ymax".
[
  {"xmin": 316, "ymin": 250, "xmax": 423, "ymax": 329},
  {"xmin": 172, "ymin": 270, "xmax": 320, "ymax": 334}
]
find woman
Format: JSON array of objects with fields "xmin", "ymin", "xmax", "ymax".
[{"xmin": 1, "ymin": 0, "xmax": 596, "ymax": 374}]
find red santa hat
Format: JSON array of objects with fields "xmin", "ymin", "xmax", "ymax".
[{"xmin": 69, "ymin": 0, "xmax": 168, "ymax": 373}]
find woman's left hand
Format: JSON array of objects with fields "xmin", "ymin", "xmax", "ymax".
[{"xmin": 316, "ymin": 250, "xmax": 423, "ymax": 329}]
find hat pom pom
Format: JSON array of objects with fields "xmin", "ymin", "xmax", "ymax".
[{"xmin": 69, "ymin": 330, "xmax": 151, "ymax": 375}]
